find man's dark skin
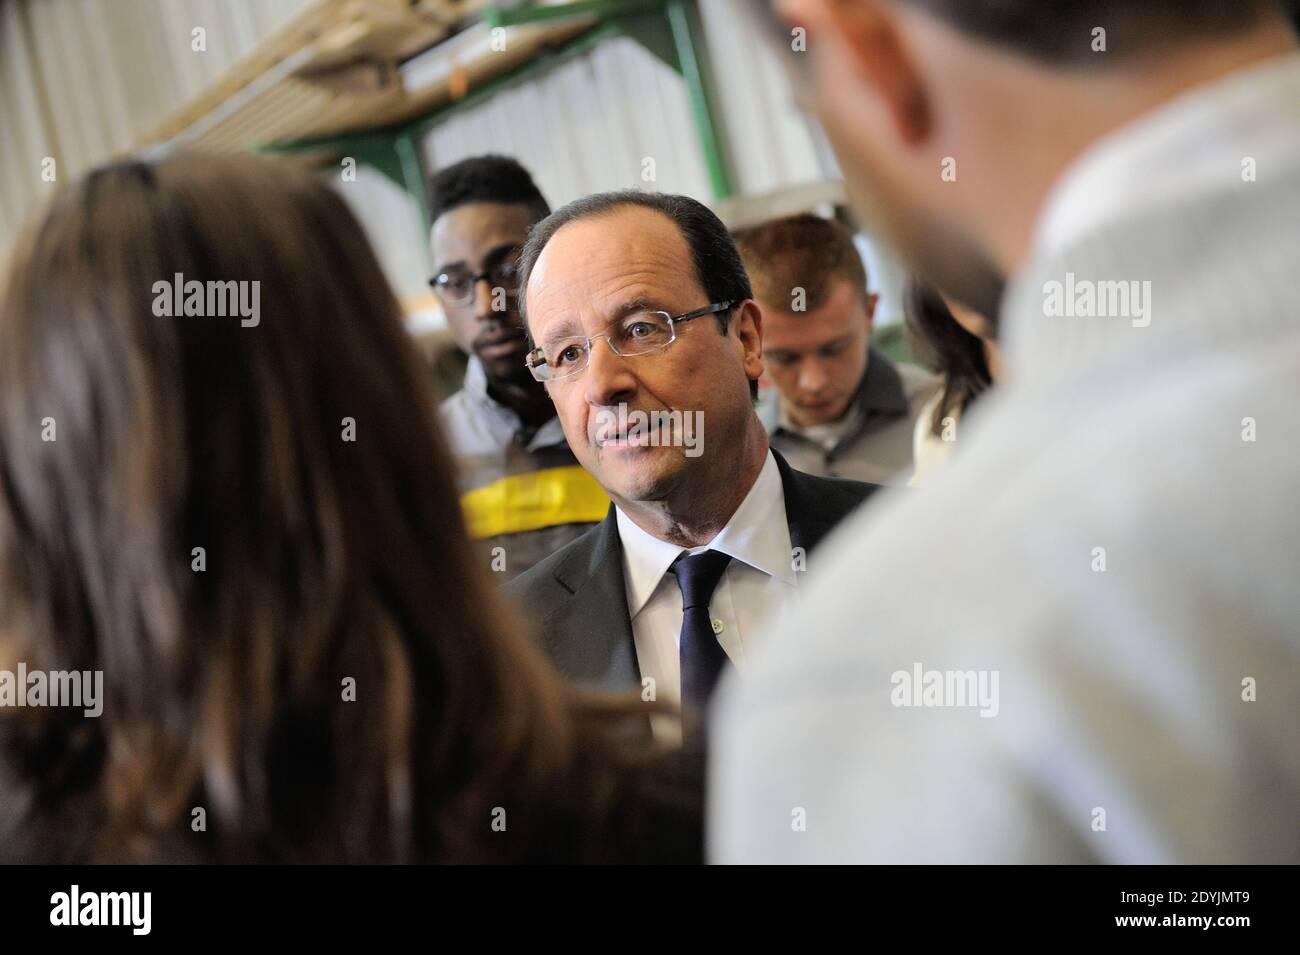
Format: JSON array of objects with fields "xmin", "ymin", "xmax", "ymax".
[{"xmin": 431, "ymin": 201, "xmax": 554, "ymax": 428}]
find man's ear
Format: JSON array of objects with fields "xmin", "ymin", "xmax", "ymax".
[
  {"xmin": 779, "ymin": 0, "xmax": 932, "ymax": 146},
  {"xmin": 734, "ymin": 299, "xmax": 765, "ymax": 383},
  {"xmin": 865, "ymin": 291, "xmax": 879, "ymax": 331}
]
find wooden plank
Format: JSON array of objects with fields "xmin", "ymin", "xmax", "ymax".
[{"xmin": 143, "ymin": 0, "xmax": 595, "ymax": 152}]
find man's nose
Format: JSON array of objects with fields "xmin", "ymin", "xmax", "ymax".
[
  {"xmin": 798, "ymin": 360, "xmax": 829, "ymax": 394},
  {"xmin": 472, "ymin": 276, "xmax": 499, "ymax": 321},
  {"xmin": 584, "ymin": 336, "xmax": 637, "ymax": 407}
]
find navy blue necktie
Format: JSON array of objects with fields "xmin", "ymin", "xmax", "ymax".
[{"xmin": 670, "ymin": 550, "xmax": 733, "ymax": 737}]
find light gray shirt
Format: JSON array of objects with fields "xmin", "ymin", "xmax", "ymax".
[
  {"xmin": 760, "ymin": 349, "xmax": 938, "ymax": 486},
  {"xmin": 710, "ymin": 52, "xmax": 1300, "ymax": 864}
]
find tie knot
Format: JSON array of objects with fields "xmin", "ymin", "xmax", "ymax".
[{"xmin": 670, "ymin": 549, "xmax": 732, "ymax": 611}]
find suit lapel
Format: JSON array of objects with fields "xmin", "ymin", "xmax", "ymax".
[
  {"xmin": 538, "ymin": 455, "xmax": 872, "ymax": 692},
  {"xmin": 542, "ymin": 506, "xmax": 640, "ymax": 689},
  {"xmin": 773, "ymin": 448, "xmax": 850, "ymax": 555}
]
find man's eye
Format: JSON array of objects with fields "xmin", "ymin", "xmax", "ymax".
[
  {"xmin": 627, "ymin": 321, "xmax": 655, "ymax": 338},
  {"xmin": 555, "ymin": 344, "xmax": 584, "ymax": 365}
]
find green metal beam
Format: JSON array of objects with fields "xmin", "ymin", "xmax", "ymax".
[
  {"xmin": 664, "ymin": 0, "xmax": 733, "ymax": 198},
  {"xmin": 260, "ymin": 0, "xmax": 737, "ymax": 239},
  {"xmin": 258, "ymin": 19, "xmax": 622, "ymax": 158},
  {"xmin": 255, "ymin": 131, "xmax": 434, "ymax": 277},
  {"xmin": 484, "ymin": 0, "xmax": 660, "ymax": 28},
  {"xmin": 394, "ymin": 129, "xmax": 432, "ymax": 267},
  {"xmin": 479, "ymin": 0, "xmax": 734, "ymax": 197},
  {"xmin": 614, "ymin": 7, "xmax": 679, "ymax": 72}
]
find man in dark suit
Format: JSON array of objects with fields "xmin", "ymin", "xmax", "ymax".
[{"xmin": 505, "ymin": 190, "xmax": 879, "ymax": 743}]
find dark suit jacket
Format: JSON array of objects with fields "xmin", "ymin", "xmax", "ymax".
[{"xmin": 501, "ymin": 450, "xmax": 880, "ymax": 691}]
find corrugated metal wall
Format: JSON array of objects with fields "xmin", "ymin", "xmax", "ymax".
[
  {"xmin": 2, "ymin": 0, "xmax": 905, "ymax": 325},
  {"xmin": 422, "ymin": 2, "xmax": 835, "ymax": 207},
  {"xmin": 331, "ymin": 165, "xmax": 431, "ymax": 305},
  {"xmin": 423, "ymin": 34, "xmax": 714, "ymax": 208},
  {"xmin": 415, "ymin": 3, "xmax": 903, "ymax": 328},
  {"xmin": 0, "ymin": 0, "xmax": 312, "ymax": 248},
  {"xmin": 697, "ymin": 0, "xmax": 832, "ymax": 196}
]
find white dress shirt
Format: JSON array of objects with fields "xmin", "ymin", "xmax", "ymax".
[
  {"xmin": 616, "ymin": 451, "xmax": 797, "ymax": 743},
  {"xmin": 712, "ymin": 52, "xmax": 1300, "ymax": 863},
  {"xmin": 907, "ymin": 390, "xmax": 959, "ymax": 487}
]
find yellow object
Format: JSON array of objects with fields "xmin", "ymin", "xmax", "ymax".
[{"xmin": 461, "ymin": 465, "xmax": 609, "ymax": 539}]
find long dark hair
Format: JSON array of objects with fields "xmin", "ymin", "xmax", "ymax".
[
  {"xmin": 0, "ymin": 154, "xmax": 695, "ymax": 863},
  {"xmin": 904, "ymin": 280, "xmax": 993, "ymax": 437}
]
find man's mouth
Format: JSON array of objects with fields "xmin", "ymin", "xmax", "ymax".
[
  {"xmin": 476, "ymin": 328, "xmax": 528, "ymax": 358},
  {"xmin": 800, "ymin": 396, "xmax": 837, "ymax": 412},
  {"xmin": 594, "ymin": 414, "xmax": 663, "ymax": 450},
  {"xmin": 598, "ymin": 431, "xmax": 656, "ymax": 449}
]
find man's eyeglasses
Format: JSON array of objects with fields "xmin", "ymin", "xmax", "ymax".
[
  {"xmin": 429, "ymin": 261, "xmax": 519, "ymax": 307},
  {"xmin": 525, "ymin": 301, "xmax": 735, "ymax": 382}
]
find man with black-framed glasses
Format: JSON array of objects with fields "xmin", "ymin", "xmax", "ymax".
[
  {"xmin": 503, "ymin": 190, "xmax": 882, "ymax": 746},
  {"xmin": 430, "ymin": 156, "xmax": 607, "ymax": 582}
]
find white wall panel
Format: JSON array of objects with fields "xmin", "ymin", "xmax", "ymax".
[
  {"xmin": 1, "ymin": 1, "xmax": 908, "ymax": 326},
  {"xmin": 423, "ymin": 35, "xmax": 713, "ymax": 209},
  {"xmin": 698, "ymin": 0, "xmax": 830, "ymax": 196},
  {"xmin": 331, "ymin": 165, "xmax": 431, "ymax": 306},
  {"xmin": 421, "ymin": 11, "xmax": 905, "ymax": 326},
  {"xmin": 0, "ymin": 0, "xmax": 313, "ymax": 250}
]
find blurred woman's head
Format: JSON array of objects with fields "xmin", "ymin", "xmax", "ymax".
[
  {"xmin": 0, "ymin": 154, "xmax": 676, "ymax": 863},
  {"xmin": 904, "ymin": 280, "xmax": 995, "ymax": 436}
]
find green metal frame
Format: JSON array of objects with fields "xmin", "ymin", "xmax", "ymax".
[
  {"xmin": 663, "ymin": 0, "xmax": 731, "ymax": 199},
  {"xmin": 482, "ymin": 0, "xmax": 661, "ymax": 27},
  {"xmin": 477, "ymin": 0, "xmax": 734, "ymax": 197},
  {"xmin": 258, "ymin": 0, "xmax": 735, "ymax": 271}
]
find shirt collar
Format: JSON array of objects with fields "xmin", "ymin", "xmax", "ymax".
[
  {"xmin": 616, "ymin": 450, "xmax": 795, "ymax": 618},
  {"xmin": 461, "ymin": 354, "xmax": 567, "ymax": 450},
  {"xmin": 462, "ymin": 352, "xmax": 498, "ymax": 403},
  {"xmin": 771, "ymin": 346, "xmax": 907, "ymax": 437},
  {"xmin": 853, "ymin": 347, "xmax": 909, "ymax": 417}
]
